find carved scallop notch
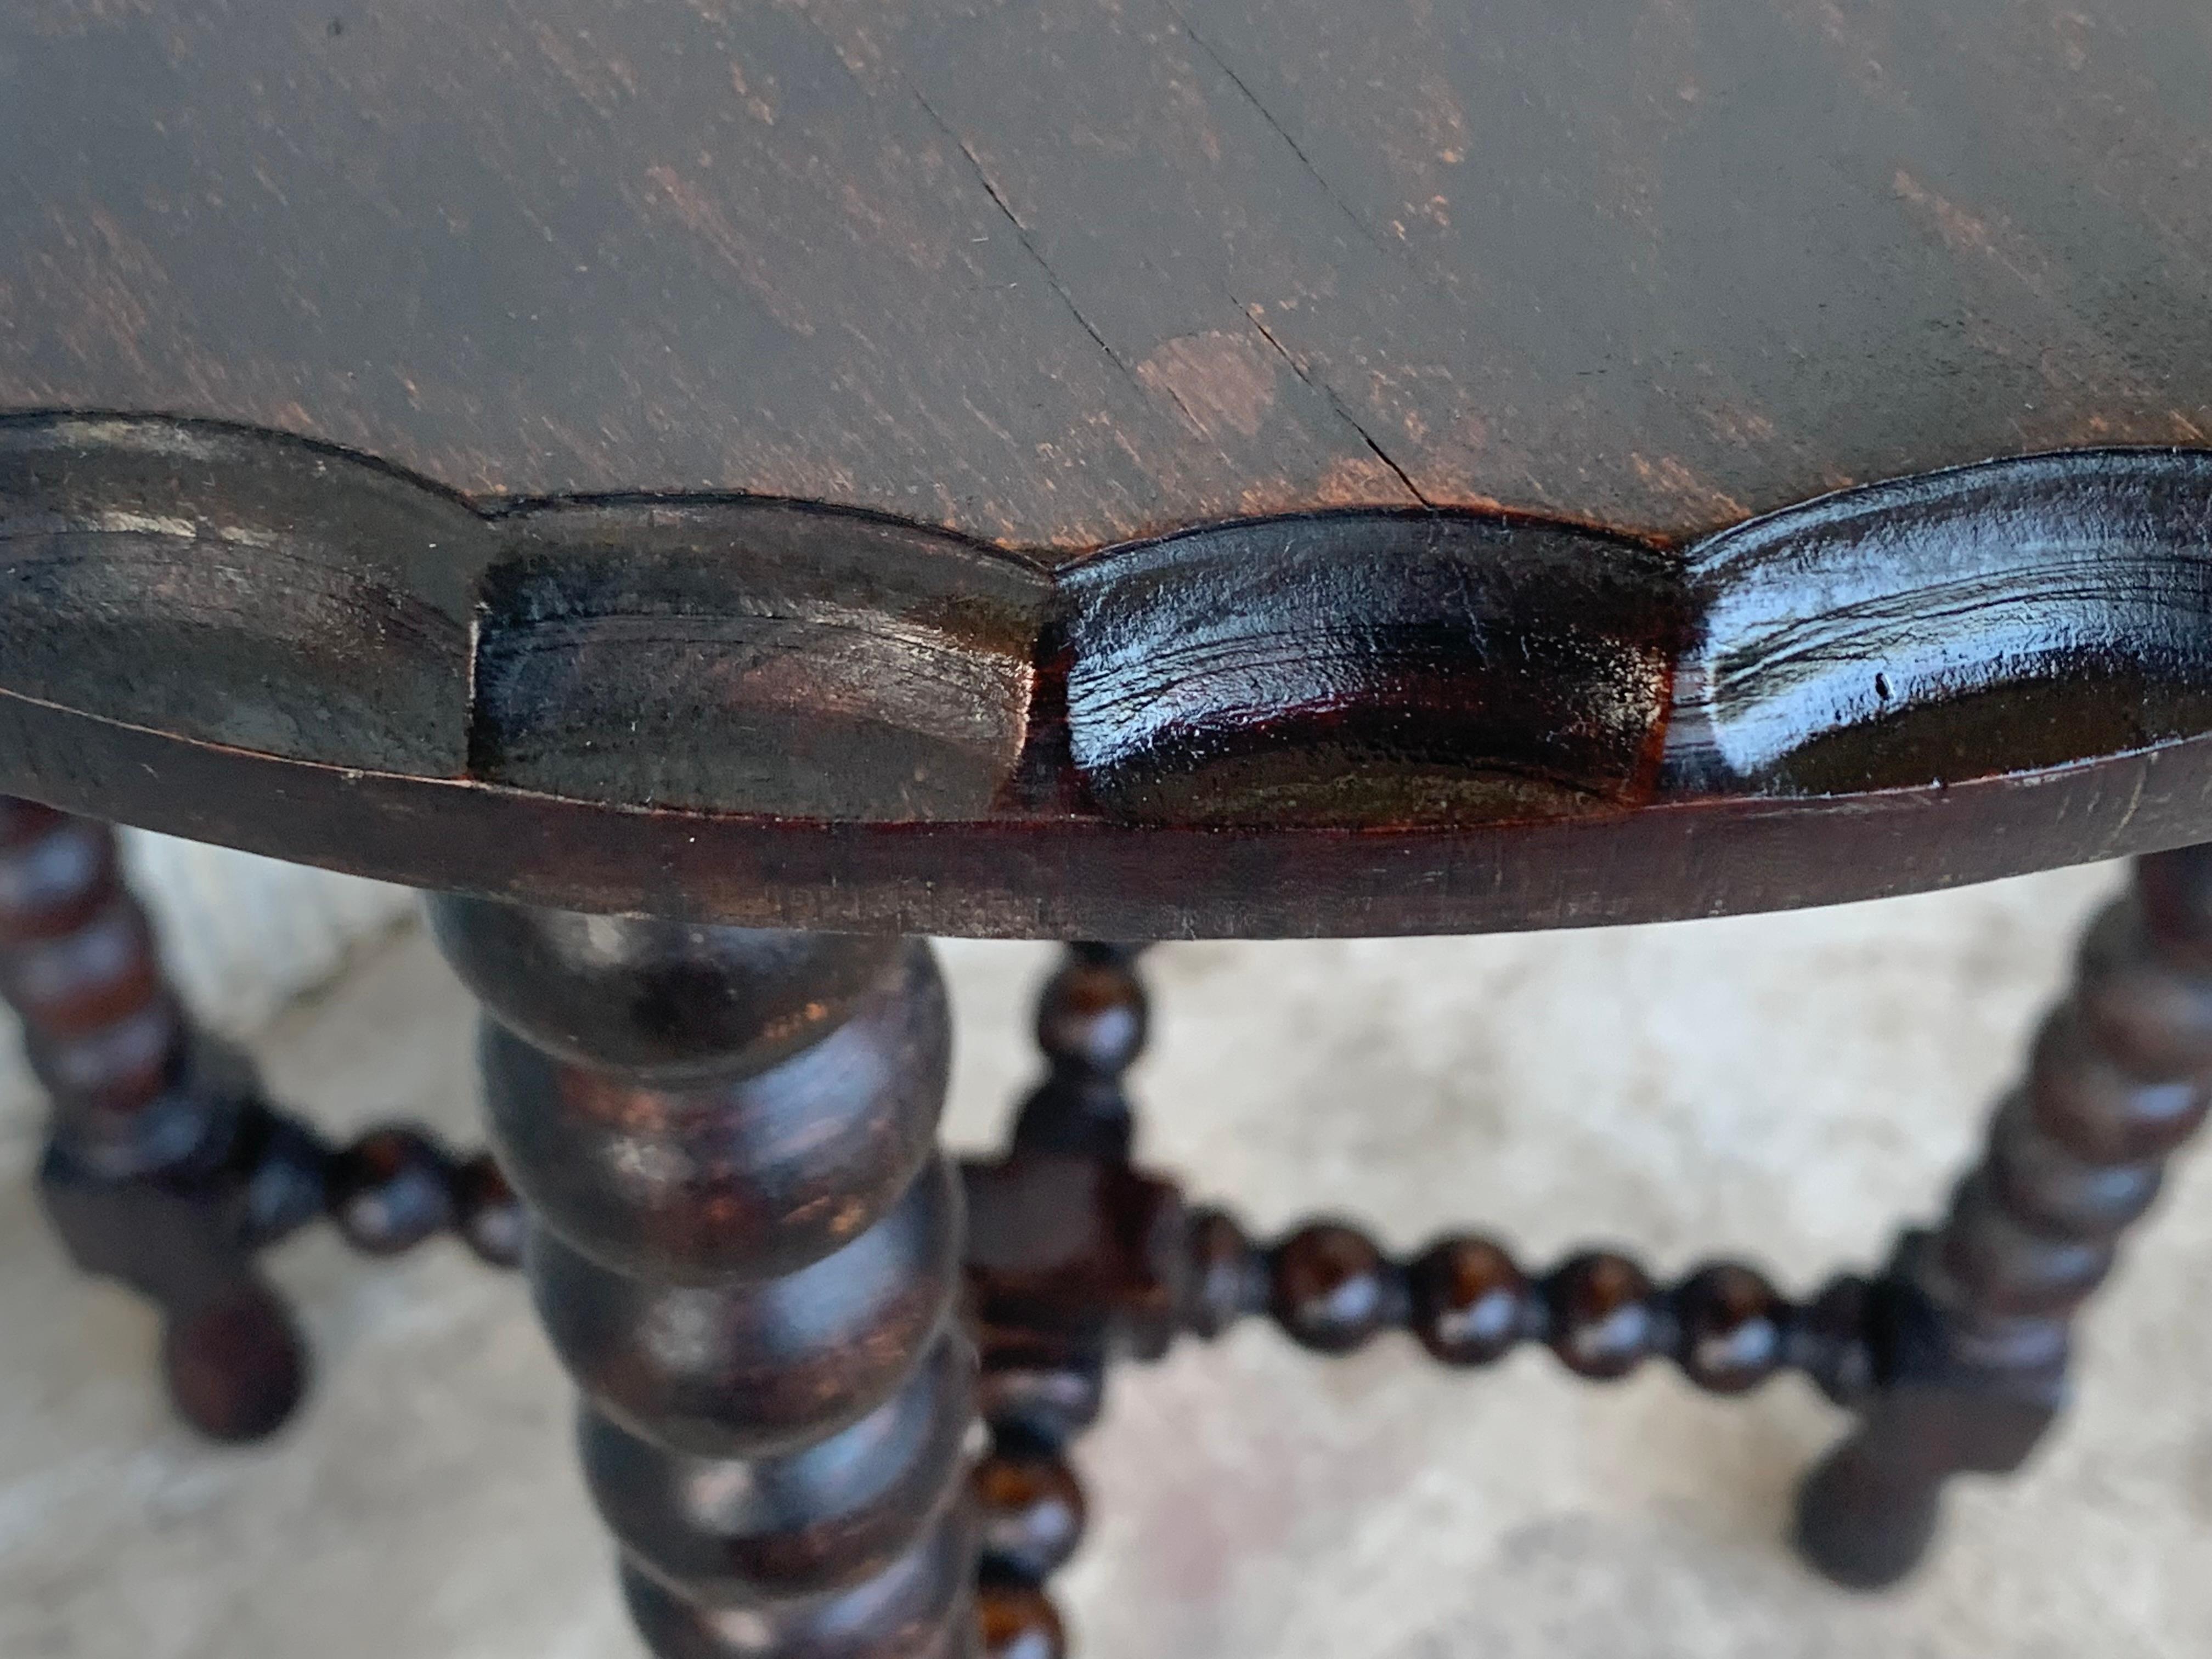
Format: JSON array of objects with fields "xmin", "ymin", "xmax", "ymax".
[
  {"xmin": 0, "ymin": 414, "xmax": 482, "ymax": 775},
  {"xmin": 1058, "ymin": 509, "xmax": 1688, "ymax": 827},
  {"xmin": 1667, "ymin": 450, "xmax": 2212, "ymax": 796},
  {"xmin": 469, "ymin": 499, "xmax": 1049, "ymax": 820}
]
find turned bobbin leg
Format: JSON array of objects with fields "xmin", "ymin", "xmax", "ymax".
[
  {"xmin": 430, "ymin": 898, "xmax": 977, "ymax": 1658},
  {"xmin": 1796, "ymin": 843, "xmax": 2212, "ymax": 1587},
  {"xmin": 3, "ymin": 797, "xmax": 319, "ymax": 1441},
  {"xmin": 962, "ymin": 943, "xmax": 1153, "ymax": 1659}
]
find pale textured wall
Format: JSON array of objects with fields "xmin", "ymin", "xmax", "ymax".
[{"xmin": 113, "ymin": 836, "xmax": 416, "ymax": 1036}]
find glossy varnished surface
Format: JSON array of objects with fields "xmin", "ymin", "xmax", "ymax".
[
  {"xmin": 2, "ymin": 2, "xmax": 2209, "ymax": 547},
  {"xmin": 3, "ymin": 417, "xmax": 2212, "ymax": 933},
  {"xmin": 432, "ymin": 900, "xmax": 977, "ymax": 1656}
]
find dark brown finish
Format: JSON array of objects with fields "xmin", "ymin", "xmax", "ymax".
[
  {"xmin": 2, "ymin": 798, "xmax": 194, "ymax": 1149},
  {"xmin": 6, "ymin": 422, "xmax": 2212, "ymax": 936},
  {"xmin": 472, "ymin": 507, "xmax": 1042, "ymax": 823},
  {"xmin": 1545, "ymin": 1252, "xmax": 1660, "ymax": 1382},
  {"xmin": 4, "ymin": 796, "xmax": 529, "ymax": 1437},
  {"xmin": 1404, "ymin": 1236, "xmax": 1526, "ymax": 1368},
  {"xmin": 976, "ymin": 1587, "xmax": 1067, "ymax": 1659},
  {"xmin": 1060, "ymin": 514, "xmax": 1682, "ymax": 829},
  {"xmin": 1181, "ymin": 1207, "xmax": 1265, "ymax": 1344},
  {"xmin": 13, "ymin": 4, "xmax": 2212, "ymax": 1640},
  {"xmin": 621, "ymin": 1509, "xmax": 979, "ymax": 1659},
  {"xmin": 1674, "ymin": 1263, "xmax": 1792, "ymax": 1397},
  {"xmin": 1796, "ymin": 844, "xmax": 2212, "ymax": 1589},
  {"xmin": 5, "ymin": 2, "xmax": 2210, "ymax": 550},
  {"xmin": 325, "ymin": 1127, "xmax": 456, "ymax": 1257},
  {"xmin": 465, "ymin": 935, "xmax": 949, "ymax": 1285},
  {"xmin": 584, "ymin": 1339, "xmax": 975, "ymax": 1609},
  {"xmin": 1166, "ymin": 1217, "xmax": 1870, "ymax": 1402},
  {"xmin": 26, "ymin": 849, "xmax": 2209, "ymax": 1646},
  {"xmin": 961, "ymin": 944, "xmax": 1160, "ymax": 1658},
  {"xmin": 324, "ymin": 1130, "xmax": 523, "ymax": 1267},
  {"xmin": 156, "ymin": 1284, "xmax": 306, "ymax": 1444},
  {"xmin": 966, "ymin": 934, "xmax": 1875, "ymax": 1401},
  {"xmin": 972, "ymin": 1338, "xmax": 1107, "ymax": 1460},
  {"xmin": 1032, "ymin": 949, "xmax": 1150, "ymax": 1084},
  {"xmin": 966, "ymin": 945, "xmax": 1184, "ymax": 1386},
  {"xmin": 449, "ymin": 1151, "xmax": 528, "ymax": 1269},
  {"xmin": 3, "ymin": 795, "xmax": 311, "ymax": 1441},
  {"xmin": 429, "ymin": 898, "xmax": 977, "ymax": 1658},
  {"xmin": 974, "ymin": 1455, "xmax": 1087, "ymax": 1588},
  {"xmin": 1266, "ymin": 1224, "xmax": 1398, "ymax": 1356},
  {"xmin": 956, "ymin": 944, "xmax": 1889, "ymax": 1658}
]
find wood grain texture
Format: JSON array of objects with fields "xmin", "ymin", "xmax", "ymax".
[
  {"xmin": 3, "ymin": 1, "xmax": 2209, "ymax": 548},
  {"xmin": 0, "ymin": 419, "xmax": 476, "ymax": 772},
  {"xmin": 3, "ymin": 415, "xmax": 2212, "ymax": 934},
  {"xmin": 1060, "ymin": 512, "xmax": 1683, "ymax": 826},
  {"xmin": 476, "ymin": 502, "xmax": 1044, "ymax": 819}
]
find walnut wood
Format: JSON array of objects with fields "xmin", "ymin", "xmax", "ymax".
[
  {"xmin": 2, "ymin": 797, "xmax": 312, "ymax": 1441},
  {"xmin": 975, "ymin": 1587, "xmax": 1067, "ymax": 1659},
  {"xmin": 469, "ymin": 935, "xmax": 947, "ymax": 1284},
  {"xmin": 967, "ymin": 1366, "xmax": 1088, "ymax": 1659},
  {"xmin": 1157, "ymin": 1212, "xmax": 1871, "ymax": 1401},
  {"xmin": 967, "ymin": 946, "xmax": 1182, "ymax": 1368},
  {"xmin": 963, "ymin": 946, "xmax": 1873, "ymax": 1403},
  {"xmin": 1, "ymin": 798, "xmax": 188, "ymax": 1149},
  {"xmin": 972, "ymin": 1335, "xmax": 1107, "ymax": 1459},
  {"xmin": 5, "ymin": 3, "xmax": 2209, "ymax": 550},
  {"xmin": 973, "ymin": 1453, "xmax": 1087, "ymax": 1590},
  {"xmin": 429, "ymin": 898, "xmax": 978, "ymax": 1658},
  {"xmin": 5, "ymin": 423, "xmax": 2212, "ymax": 936},
  {"xmin": 324, "ymin": 1129, "xmax": 523, "ymax": 1267},
  {"xmin": 622, "ymin": 1509, "xmax": 979, "ymax": 1659},
  {"xmin": 584, "ymin": 1338, "xmax": 976, "ymax": 1609},
  {"xmin": 962, "ymin": 944, "xmax": 1159, "ymax": 1657},
  {"xmin": 33, "ymin": 857, "xmax": 2189, "ymax": 1644},
  {"xmin": 8, "ymin": 44, "xmax": 2212, "ymax": 1628},
  {"xmin": 1795, "ymin": 845, "xmax": 2212, "ymax": 1589},
  {"xmin": 960, "ymin": 943, "xmax": 1886, "ymax": 1657},
  {"xmin": 4, "ymin": 795, "xmax": 540, "ymax": 1438}
]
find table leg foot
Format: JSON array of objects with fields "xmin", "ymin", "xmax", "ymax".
[
  {"xmin": 1793, "ymin": 1436, "xmax": 1942, "ymax": 1592},
  {"xmin": 157, "ymin": 1279, "xmax": 309, "ymax": 1443},
  {"xmin": 1796, "ymin": 842, "xmax": 2212, "ymax": 1587},
  {"xmin": 4, "ymin": 797, "xmax": 323, "ymax": 1440}
]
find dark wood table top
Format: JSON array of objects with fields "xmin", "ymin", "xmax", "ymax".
[{"xmin": 3, "ymin": 2, "xmax": 2210, "ymax": 935}]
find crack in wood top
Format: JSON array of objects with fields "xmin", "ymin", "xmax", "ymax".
[{"xmin": 5, "ymin": 0, "xmax": 2211, "ymax": 550}]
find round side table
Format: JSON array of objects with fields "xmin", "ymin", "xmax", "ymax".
[{"xmin": 4, "ymin": 4, "xmax": 2211, "ymax": 1654}]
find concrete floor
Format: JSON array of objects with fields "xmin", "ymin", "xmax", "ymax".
[{"xmin": 5, "ymin": 862, "xmax": 2212, "ymax": 1658}]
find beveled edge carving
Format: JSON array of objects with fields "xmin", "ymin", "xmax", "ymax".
[{"xmin": 4, "ymin": 411, "xmax": 2210, "ymax": 934}]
